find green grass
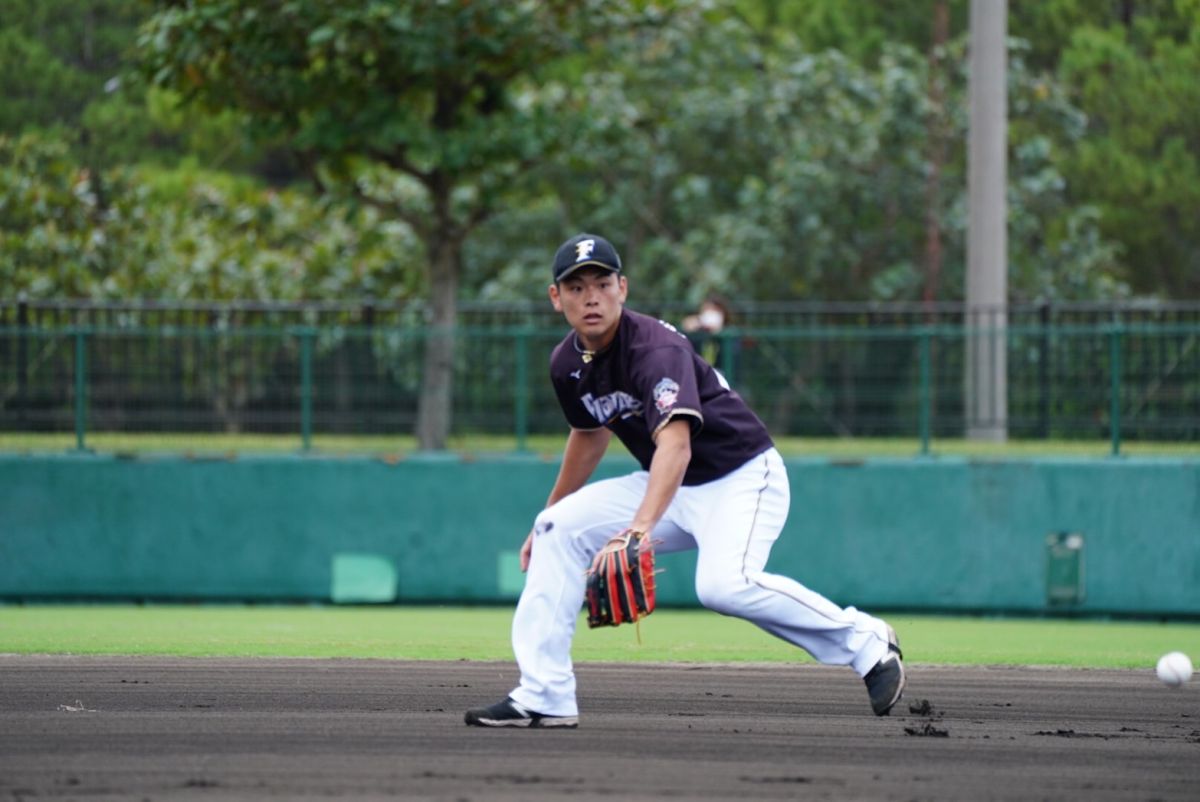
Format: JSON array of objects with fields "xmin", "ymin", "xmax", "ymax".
[
  {"xmin": 2, "ymin": 432, "xmax": 1197, "ymax": 458},
  {"xmin": 1, "ymin": 606, "xmax": 1197, "ymax": 669}
]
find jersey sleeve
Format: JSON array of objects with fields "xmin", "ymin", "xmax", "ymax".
[{"xmin": 637, "ymin": 345, "xmax": 704, "ymax": 439}]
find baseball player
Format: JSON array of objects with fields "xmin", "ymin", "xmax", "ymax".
[{"xmin": 465, "ymin": 233, "xmax": 905, "ymax": 728}]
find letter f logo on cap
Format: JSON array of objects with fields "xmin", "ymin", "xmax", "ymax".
[{"xmin": 553, "ymin": 233, "xmax": 620, "ymax": 282}]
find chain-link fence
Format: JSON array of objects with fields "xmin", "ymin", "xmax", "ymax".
[
  {"xmin": 5, "ymin": 298, "xmax": 1200, "ymax": 330},
  {"xmin": 2, "ymin": 305, "xmax": 1197, "ymax": 452}
]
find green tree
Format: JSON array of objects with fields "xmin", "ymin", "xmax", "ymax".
[
  {"xmin": 1, "ymin": 0, "xmax": 295, "ymax": 181},
  {"xmin": 137, "ymin": 0, "xmax": 652, "ymax": 448},
  {"xmin": 1007, "ymin": 0, "xmax": 1200, "ymax": 297},
  {"xmin": 0, "ymin": 29, "xmax": 92, "ymax": 136},
  {"xmin": 0, "ymin": 0, "xmax": 141, "ymax": 135},
  {"xmin": 723, "ymin": 1, "xmax": 1189, "ymax": 300},
  {"xmin": 0, "ymin": 134, "xmax": 119, "ymax": 297},
  {"xmin": 0, "ymin": 134, "xmax": 423, "ymax": 301},
  {"xmin": 733, "ymin": 0, "xmax": 968, "ymax": 65},
  {"xmin": 479, "ymin": 11, "xmax": 1119, "ymax": 307},
  {"xmin": 1056, "ymin": 5, "xmax": 1200, "ymax": 296}
]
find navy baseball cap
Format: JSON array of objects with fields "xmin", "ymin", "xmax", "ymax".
[{"xmin": 552, "ymin": 233, "xmax": 623, "ymax": 282}]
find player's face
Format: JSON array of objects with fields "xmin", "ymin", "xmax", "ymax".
[{"xmin": 549, "ymin": 269, "xmax": 627, "ymax": 350}]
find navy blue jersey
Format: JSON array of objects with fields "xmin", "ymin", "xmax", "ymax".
[{"xmin": 550, "ymin": 309, "xmax": 774, "ymax": 485}]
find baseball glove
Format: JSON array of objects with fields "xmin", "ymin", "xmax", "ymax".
[{"xmin": 585, "ymin": 529, "xmax": 657, "ymax": 628}]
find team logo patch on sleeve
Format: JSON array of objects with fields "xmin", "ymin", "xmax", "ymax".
[{"xmin": 653, "ymin": 377, "xmax": 681, "ymax": 413}]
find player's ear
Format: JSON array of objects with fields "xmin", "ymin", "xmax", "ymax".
[
  {"xmin": 618, "ymin": 275, "xmax": 628, "ymax": 303},
  {"xmin": 548, "ymin": 282, "xmax": 563, "ymax": 312}
]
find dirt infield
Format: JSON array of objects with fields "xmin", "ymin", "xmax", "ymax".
[{"xmin": 1, "ymin": 656, "xmax": 1198, "ymax": 800}]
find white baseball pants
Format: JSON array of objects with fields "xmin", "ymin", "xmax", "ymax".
[{"xmin": 508, "ymin": 447, "xmax": 892, "ymax": 717}]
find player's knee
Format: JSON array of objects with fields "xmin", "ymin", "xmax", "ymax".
[{"xmin": 694, "ymin": 575, "xmax": 754, "ymax": 616}]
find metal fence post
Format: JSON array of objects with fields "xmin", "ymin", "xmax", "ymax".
[
  {"xmin": 719, "ymin": 330, "xmax": 736, "ymax": 385},
  {"xmin": 1037, "ymin": 301, "xmax": 1052, "ymax": 439},
  {"xmin": 1109, "ymin": 324, "xmax": 1123, "ymax": 456},
  {"xmin": 514, "ymin": 327, "xmax": 530, "ymax": 453},
  {"xmin": 73, "ymin": 328, "xmax": 89, "ymax": 451},
  {"xmin": 918, "ymin": 328, "xmax": 932, "ymax": 455},
  {"xmin": 299, "ymin": 328, "xmax": 314, "ymax": 451},
  {"xmin": 17, "ymin": 297, "xmax": 28, "ymax": 427}
]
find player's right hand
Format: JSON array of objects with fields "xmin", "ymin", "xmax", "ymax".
[{"xmin": 519, "ymin": 529, "xmax": 535, "ymax": 572}]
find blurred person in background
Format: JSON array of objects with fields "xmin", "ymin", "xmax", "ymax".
[{"xmin": 682, "ymin": 294, "xmax": 734, "ymax": 370}]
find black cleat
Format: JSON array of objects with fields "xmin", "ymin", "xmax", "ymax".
[
  {"xmin": 864, "ymin": 625, "xmax": 906, "ymax": 716},
  {"xmin": 464, "ymin": 697, "xmax": 579, "ymax": 729}
]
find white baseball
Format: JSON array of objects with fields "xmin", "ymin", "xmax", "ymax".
[{"xmin": 1155, "ymin": 651, "xmax": 1193, "ymax": 687}]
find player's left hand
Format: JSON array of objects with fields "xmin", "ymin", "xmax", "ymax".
[
  {"xmin": 585, "ymin": 529, "xmax": 658, "ymax": 628},
  {"xmin": 587, "ymin": 532, "xmax": 626, "ymax": 576}
]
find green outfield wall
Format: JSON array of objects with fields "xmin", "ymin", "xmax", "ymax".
[{"xmin": 2, "ymin": 454, "xmax": 1197, "ymax": 615}]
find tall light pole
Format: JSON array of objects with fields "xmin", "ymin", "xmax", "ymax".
[{"xmin": 966, "ymin": 0, "xmax": 1008, "ymax": 441}]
